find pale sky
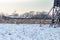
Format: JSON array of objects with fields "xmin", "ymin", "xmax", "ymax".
[{"xmin": 0, "ymin": 0, "xmax": 54, "ymax": 15}]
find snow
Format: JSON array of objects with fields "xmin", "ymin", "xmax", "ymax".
[{"xmin": 0, "ymin": 24, "xmax": 60, "ymax": 40}]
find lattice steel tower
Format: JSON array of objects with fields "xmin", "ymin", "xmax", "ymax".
[{"xmin": 50, "ymin": 0, "xmax": 60, "ymax": 23}]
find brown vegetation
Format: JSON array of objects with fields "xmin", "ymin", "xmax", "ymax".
[{"xmin": 0, "ymin": 19, "xmax": 52, "ymax": 24}]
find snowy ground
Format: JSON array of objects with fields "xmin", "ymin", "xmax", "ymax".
[{"xmin": 0, "ymin": 24, "xmax": 60, "ymax": 40}]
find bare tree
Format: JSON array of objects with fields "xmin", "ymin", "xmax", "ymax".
[
  {"xmin": 32, "ymin": 11, "xmax": 51, "ymax": 19},
  {"xmin": 12, "ymin": 11, "xmax": 19, "ymax": 16}
]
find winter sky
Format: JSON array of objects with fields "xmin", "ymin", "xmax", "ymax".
[{"xmin": 0, "ymin": 0, "xmax": 53, "ymax": 15}]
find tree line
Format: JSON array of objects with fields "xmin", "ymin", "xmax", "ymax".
[{"xmin": 0, "ymin": 11, "xmax": 52, "ymax": 19}]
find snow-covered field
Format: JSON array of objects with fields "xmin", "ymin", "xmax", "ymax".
[{"xmin": 0, "ymin": 24, "xmax": 60, "ymax": 40}]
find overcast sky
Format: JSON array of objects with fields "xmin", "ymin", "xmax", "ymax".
[{"xmin": 0, "ymin": 0, "xmax": 53, "ymax": 15}]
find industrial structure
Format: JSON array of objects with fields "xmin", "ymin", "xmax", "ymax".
[{"xmin": 48, "ymin": 0, "xmax": 60, "ymax": 24}]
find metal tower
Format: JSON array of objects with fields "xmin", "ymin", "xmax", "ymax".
[{"xmin": 49, "ymin": 0, "xmax": 60, "ymax": 24}]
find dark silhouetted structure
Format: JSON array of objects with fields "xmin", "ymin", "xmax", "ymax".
[{"xmin": 54, "ymin": 0, "xmax": 60, "ymax": 6}]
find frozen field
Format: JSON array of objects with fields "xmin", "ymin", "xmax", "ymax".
[{"xmin": 0, "ymin": 24, "xmax": 60, "ymax": 40}]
